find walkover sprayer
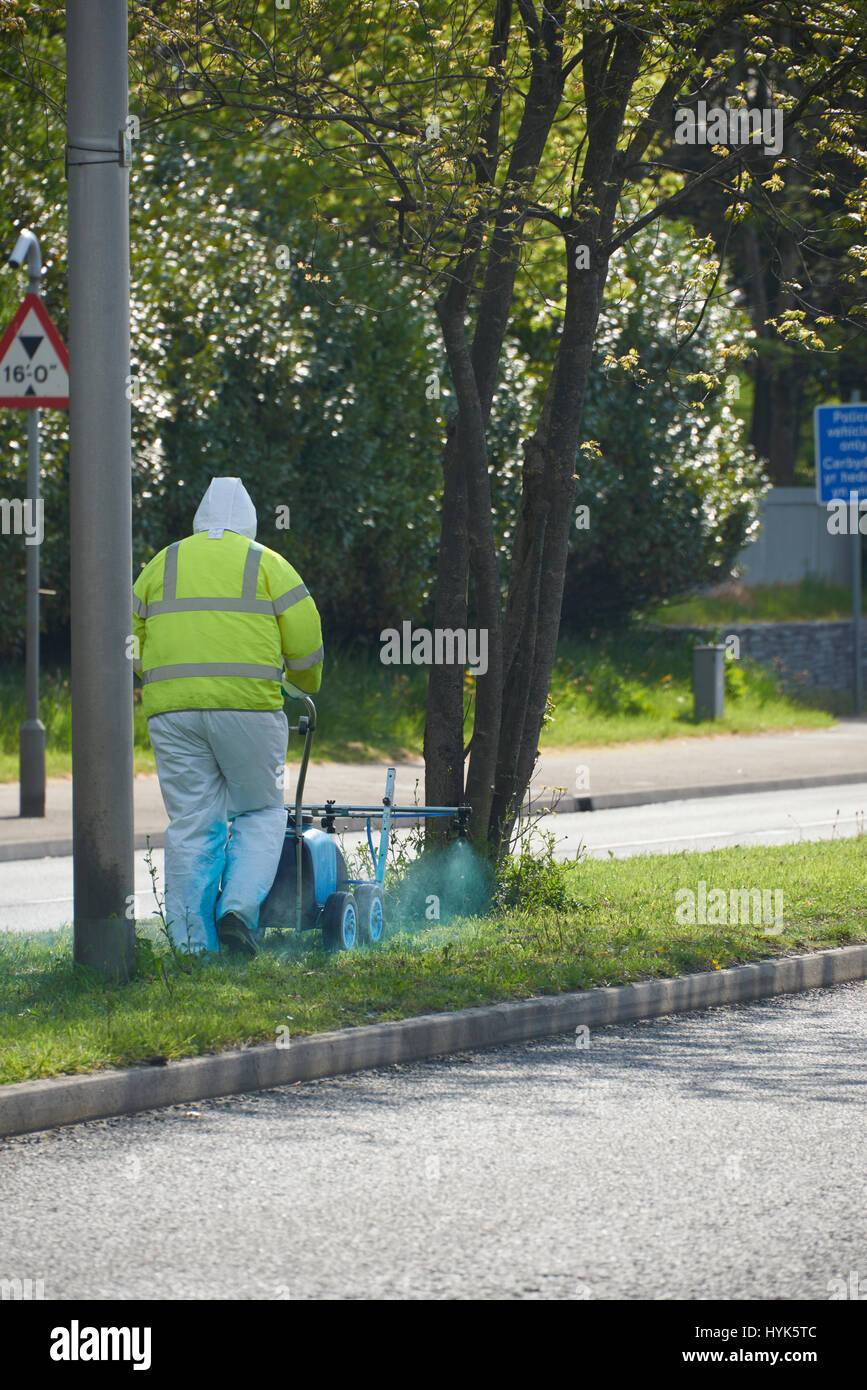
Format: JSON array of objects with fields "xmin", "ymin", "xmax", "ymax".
[{"xmin": 255, "ymin": 692, "xmax": 470, "ymax": 951}]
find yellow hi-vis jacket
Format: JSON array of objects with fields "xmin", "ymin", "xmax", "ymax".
[{"xmin": 132, "ymin": 531, "xmax": 323, "ymax": 717}]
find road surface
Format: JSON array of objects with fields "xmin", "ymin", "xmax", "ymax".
[{"xmin": 1, "ymin": 982, "xmax": 864, "ymax": 1300}]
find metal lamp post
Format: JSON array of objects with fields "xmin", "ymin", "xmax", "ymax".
[{"xmin": 67, "ymin": 0, "xmax": 135, "ymax": 980}]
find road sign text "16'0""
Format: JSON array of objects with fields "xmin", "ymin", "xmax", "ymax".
[{"xmin": 0, "ymin": 294, "xmax": 69, "ymax": 409}]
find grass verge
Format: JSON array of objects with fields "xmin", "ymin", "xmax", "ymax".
[
  {"xmin": 543, "ymin": 629, "xmax": 837, "ymax": 745},
  {"xmin": 1, "ymin": 836, "xmax": 864, "ymax": 1086}
]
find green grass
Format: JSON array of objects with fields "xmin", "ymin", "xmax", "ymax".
[
  {"xmin": 0, "ymin": 625, "xmax": 837, "ymax": 781},
  {"xmin": 0, "ymin": 651, "xmax": 429, "ymax": 781},
  {"xmin": 306, "ymin": 645, "xmax": 427, "ymax": 760},
  {"xmin": 541, "ymin": 628, "xmax": 837, "ymax": 746},
  {"xmin": 653, "ymin": 575, "xmax": 856, "ymax": 626},
  {"xmin": 1, "ymin": 836, "xmax": 864, "ymax": 1086}
]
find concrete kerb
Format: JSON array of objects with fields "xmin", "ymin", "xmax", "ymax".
[
  {"xmin": 575, "ymin": 769, "xmax": 867, "ymax": 812},
  {"xmin": 2, "ymin": 943, "xmax": 866, "ymax": 1139}
]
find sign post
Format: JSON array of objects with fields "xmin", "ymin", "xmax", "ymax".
[
  {"xmin": 1, "ymin": 229, "xmax": 70, "ymax": 815},
  {"xmin": 814, "ymin": 393, "xmax": 866, "ymax": 715}
]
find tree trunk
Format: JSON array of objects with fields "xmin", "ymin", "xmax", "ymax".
[
  {"xmin": 489, "ymin": 31, "xmax": 646, "ymax": 852},
  {"xmin": 424, "ymin": 19, "xmax": 566, "ymax": 843},
  {"xmin": 423, "ymin": 423, "xmax": 469, "ymax": 815},
  {"xmin": 491, "ymin": 253, "xmax": 606, "ymax": 851}
]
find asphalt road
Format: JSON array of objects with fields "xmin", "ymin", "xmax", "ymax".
[
  {"xmin": 1, "ymin": 982, "xmax": 864, "ymax": 1300},
  {"xmin": 2, "ymin": 781, "xmax": 865, "ymax": 935}
]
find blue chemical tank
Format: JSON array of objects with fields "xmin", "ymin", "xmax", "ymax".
[{"xmin": 259, "ymin": 823, "xmax": 348, "ymax": 929}]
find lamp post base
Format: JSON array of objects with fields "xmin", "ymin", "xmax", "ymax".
[{"xmin": 19, "ymin": 718, "xmax": 46, "ymax": 817}]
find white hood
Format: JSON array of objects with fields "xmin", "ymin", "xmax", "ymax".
[{"xmin": 193, "ymin": 477, "xmax": 257, "ymax": 540}]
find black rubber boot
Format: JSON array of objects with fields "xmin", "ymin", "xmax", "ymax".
[{"xmin": 217, "ymin": 912, "xmax": 259, "ymax": 957}]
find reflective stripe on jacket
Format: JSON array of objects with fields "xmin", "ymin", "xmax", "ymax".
[{"xmin": 132, "ymin": 531, "xmax": 323, "ymax": 716}]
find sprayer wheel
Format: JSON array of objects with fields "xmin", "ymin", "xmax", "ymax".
[
  {"xmin": 322, "ymin": 891, "xmax": 358, "ymax": 951},
  {"xmin": 355, "ymin": 884, "xmax": 385, "ymax": 944}
]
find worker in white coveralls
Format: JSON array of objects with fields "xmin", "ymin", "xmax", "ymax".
[{"xmin": 132, "ymin": 477, "xmax": 323, "ymax": 956}]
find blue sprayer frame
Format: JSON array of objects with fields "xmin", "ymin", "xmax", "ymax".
[{"xmin": 280, "ymin": 691, "xmax": 470, "ymax": 936}]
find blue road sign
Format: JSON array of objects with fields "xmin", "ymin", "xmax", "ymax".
[{"xmin": 815, "ymin": 403, "xmax": 867, "ymax": 504}]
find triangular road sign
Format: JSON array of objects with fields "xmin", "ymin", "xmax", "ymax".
[{"xmin": 0, "ymin": 293, "xmax": 69, "ymax": 408}]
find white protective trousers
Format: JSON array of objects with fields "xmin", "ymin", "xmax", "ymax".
[{"xmin": 148, "ymin": 709, "xmax": 289, "ymax": 953}]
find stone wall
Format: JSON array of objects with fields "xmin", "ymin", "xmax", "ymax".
[{"xmin": 665, "ymin": 620, "xmax": 867, "ymax": 698}]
